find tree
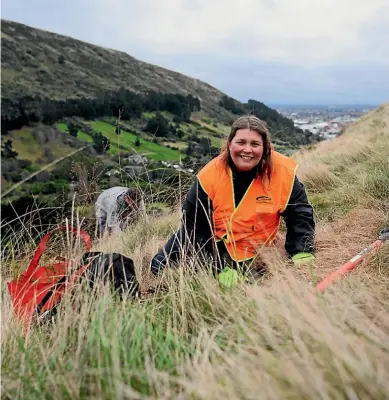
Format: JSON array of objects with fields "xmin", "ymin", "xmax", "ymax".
[
  {"xmin": 173, "ymin": 115, "xmax": 183, "ymax": 124},
  {"xmin": 219, "ymin": 95, "xmax": 245, "ymax": 115},
  {"xmin": 144, "ymin": 112, "xmax": 170, "ymax": 137},
  {"xmin": 67, "ymin": 121, "xmax": 78, "ymax": 137},
  {"xmin": 1, "ymin": 139, "xmax": 18, "ymax": 159},
  {"xmin": 181, "ymin": 107, "xmax": 191, "ymax": 122},
  {"xmin": 199, "ymin": 137, "xmax": 211, "ymax": 153},
  {"xmin": 93, "ymin": 132, "xmax": 110, "ymax": 154},
  {"xmin": 135, "ymin": 137, "xmax": 141, "ymax": 147},
  {"xmin": 185, "ymin": 142, "xmax": 195, "ymax": 156},
  {"xmin": 175, "ymin": 128, "xmax": 184, "ymax": 138}
]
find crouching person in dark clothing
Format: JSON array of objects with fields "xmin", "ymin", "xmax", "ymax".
[{"xmin": 150, "ymin": 115, "xmax": 316, "ymax": 286}]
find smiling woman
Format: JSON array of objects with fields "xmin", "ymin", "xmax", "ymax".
[{"xmin": 150, "ymin": 115, "xmax": 316, "ymax": 283}]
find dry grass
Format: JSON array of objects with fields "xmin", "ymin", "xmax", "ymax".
[{"xmin": 1, "ymin": 104, "xmax": 389, "ymax": 399}]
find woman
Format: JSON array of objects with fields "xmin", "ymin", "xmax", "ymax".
[{"xmin": 150, "ymin": 115, "xmax": 316, "ymax": 283}]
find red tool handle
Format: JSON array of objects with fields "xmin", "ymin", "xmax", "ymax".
[
  {"xmin": 23, "ymin": 226, "xmax": 91, "ymax": 278},
  {"xmin": 316, "ymin": 238, "xmax": 385, "ymax": 293}
]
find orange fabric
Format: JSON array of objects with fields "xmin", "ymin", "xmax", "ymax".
[
  {"xmin": 7, "ymin": 227, "xmax": 91, "ymax": 330},
  {"xmin": 197, "ymin": 151, "xmax": 297, "ymax": 261}
]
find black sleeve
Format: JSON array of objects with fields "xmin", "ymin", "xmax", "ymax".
[
  {"xmin": 280, "ymin": 176, "xmax": 316, "ymax": 257},
  {"xmin": 150, "ymin": 178, "xmax": 214, "ymax": 275}
]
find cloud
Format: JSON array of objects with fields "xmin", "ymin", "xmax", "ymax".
[
  {"xmin": 147, "ymin": 52, "xmax": 389, "ymax": 104},
  {"xmin": 91, "ymin": 0, "xmax": 389, "ymax": 66}
]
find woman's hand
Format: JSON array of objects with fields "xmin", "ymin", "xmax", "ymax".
[
  {"xmin": 291, "ymin": 252, "xmax": 316, "ymax": 265},
  {"xmin": 217, "ymin": 267, "xmax": 240, "ymax": 288}
]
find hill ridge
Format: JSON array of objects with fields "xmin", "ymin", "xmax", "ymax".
[{"xmin": 1, "ymin": 19, "xmax": 234, "ymax": 121}]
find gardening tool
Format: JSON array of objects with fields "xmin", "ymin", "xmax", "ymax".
[{"xmin": 316, "ymin": 227, "xmax": 389, "ymax": 293}]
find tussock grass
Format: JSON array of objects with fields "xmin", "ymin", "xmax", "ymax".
[
  {"xmin": 294, "ymin": 104, "xmax": 389, "ymax": 221},
  {"xmin": 2, "ymin": 104, "xmax": 389, "ymax": 399},
  {"xmin": 2, "ymin": 264, "xmax": 389, "ymax": 399}
]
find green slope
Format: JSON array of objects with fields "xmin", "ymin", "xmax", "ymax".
[
  {"xmin": 56, "ymin": 123, "xmax": 94, "ymax": 143},
  {"xmin": 56, "ymin": 120, "xmax": 182, "ymax": 161},
  {"xmin": 87, "ymin": 121, "xmax": 182, "ymax": 161}
]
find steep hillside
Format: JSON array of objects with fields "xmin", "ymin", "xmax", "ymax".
[
  {"xmin": 1, "ymin": 104, "xmax": 388, "ymax": 400},
  {"xmin": 1, "ymin": 19, "xmax": 233, "ymax": 121},
  {"xmin": 1, "ymin": 19, "xmax": 314, "ymax": 149}
]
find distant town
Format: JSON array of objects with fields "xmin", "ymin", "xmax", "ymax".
[{"xmin": 274, "ymin": 105, "xmax": 377, "ymax": 140}]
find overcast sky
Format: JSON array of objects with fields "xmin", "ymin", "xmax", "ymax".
[{"xmin": 2, "ymin": 0, "xmax": 389, "ymax": 105}]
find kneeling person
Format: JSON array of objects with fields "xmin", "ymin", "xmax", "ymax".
[
  {"xmin": 95, "ymin": 186, "xmax": 145, "ymax": 237},
  {"xmin": 150, "ymin": 115, "xmax": 316, "ymax": 285}
]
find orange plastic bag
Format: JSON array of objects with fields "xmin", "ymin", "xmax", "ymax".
[{"xmin": 7, "ymin": 226, "xmax": 91, "ymax": 329}]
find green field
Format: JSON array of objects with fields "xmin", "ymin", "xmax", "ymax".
[
  {"xmin": 9, "ymin": 128, "xmax": 42, "ymax": 162},
  {"xmin": 10, "ymin": 128, "xmax": 77, "ymax": 164},
  {"xmin": 87, "ymin": 121, "xmax": 182, "ymax": 161},
  {"xmin": 56, "ymin": 123, "xmax": 94, "ymax": 143},
  {"xmin": 10, "ymin": 120, "xmax": 182, "ymax": 164}
]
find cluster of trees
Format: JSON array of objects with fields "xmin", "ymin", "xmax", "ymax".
[
  {"xmin": 219, "ymin": 96, "xmax": 321, "ymax": 146},
  {"xmin": 143, "ymin": 92, "xmax": 200, "ymax": 121},
  {"xmin": 219, "ymin": 95, "xmax": 245, "ymax": 115},
  {"xmin": 64, "ymin": 121, "xmax": 111, "ymax": 154},
  {"xmin": 66, "ymin": 121, "xmax": 79, "ymax": 137},
  {"xmin": 184, "ymin": 135, "xmax": 219, "ymax": 162},
  {"xmin": 1, "ymin": 88, "xmax": 201, "ymax": 133},
  {"xmin": 92, "ymin": 131, "xmax": 111, "ymax": 154},
  {"xmin": 144, "ymin": 112, "xmax": 185, "ymax": 138},
  {"xmin": 1, "ymin": 139, "xmax": 18, "ymax": 159},
  {"xmin": 1, "ymin": 139, "xmax": 34, "ymax": 183}
]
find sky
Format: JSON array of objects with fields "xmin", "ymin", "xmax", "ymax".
[{"xmin": 2, "ymin": 0, "xmax": 389, "ymax": 105}]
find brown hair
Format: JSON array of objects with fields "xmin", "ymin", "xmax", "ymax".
[
  {"xmin": 220, "ymin": 115, "xmax": 273, "ymax": 183},
  {"xmin": 124, "ymin": 188, "xmax": 143, "ymax": 208}
]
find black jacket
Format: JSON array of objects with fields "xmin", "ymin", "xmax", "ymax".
[{"xmin": 151, "ymin": 165, "xmax": 315, "ymax": 275}]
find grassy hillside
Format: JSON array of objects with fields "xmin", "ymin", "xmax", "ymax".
[
  {"xmin": 56, "ymin": 121, "xmax": 182, "ymax": 161},
  {"xmin": 1, "ymin": 19, "xmax": 234, "ymax": 122},
  {"xmin": 1, "ymin": 19, "xmax": 317, "ymax": 151},
  {"xmin": 1, "ymin": 104, "xmax": 389, "ymax": 399},
  {"xmin": 0, "ymin": 113, "xmax": 224, "ymax": 213},
  {"xmin": 9, "ymin": 127, "xmax": 78, "ymax": 163}
]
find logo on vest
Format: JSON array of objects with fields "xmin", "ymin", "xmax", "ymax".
[{"xmin": 256, "ymin": 195, "xmax": 272, "ymax": 203}]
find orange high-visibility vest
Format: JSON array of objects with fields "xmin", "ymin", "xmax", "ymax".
[{"xmin": 197, "ymin": 151, "xmax": 297, "ymax": 262}]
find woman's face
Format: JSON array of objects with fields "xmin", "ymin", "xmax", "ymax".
[{"xmin": 228, "ymin": 129, "xmax": 264, "ymax": 171}]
